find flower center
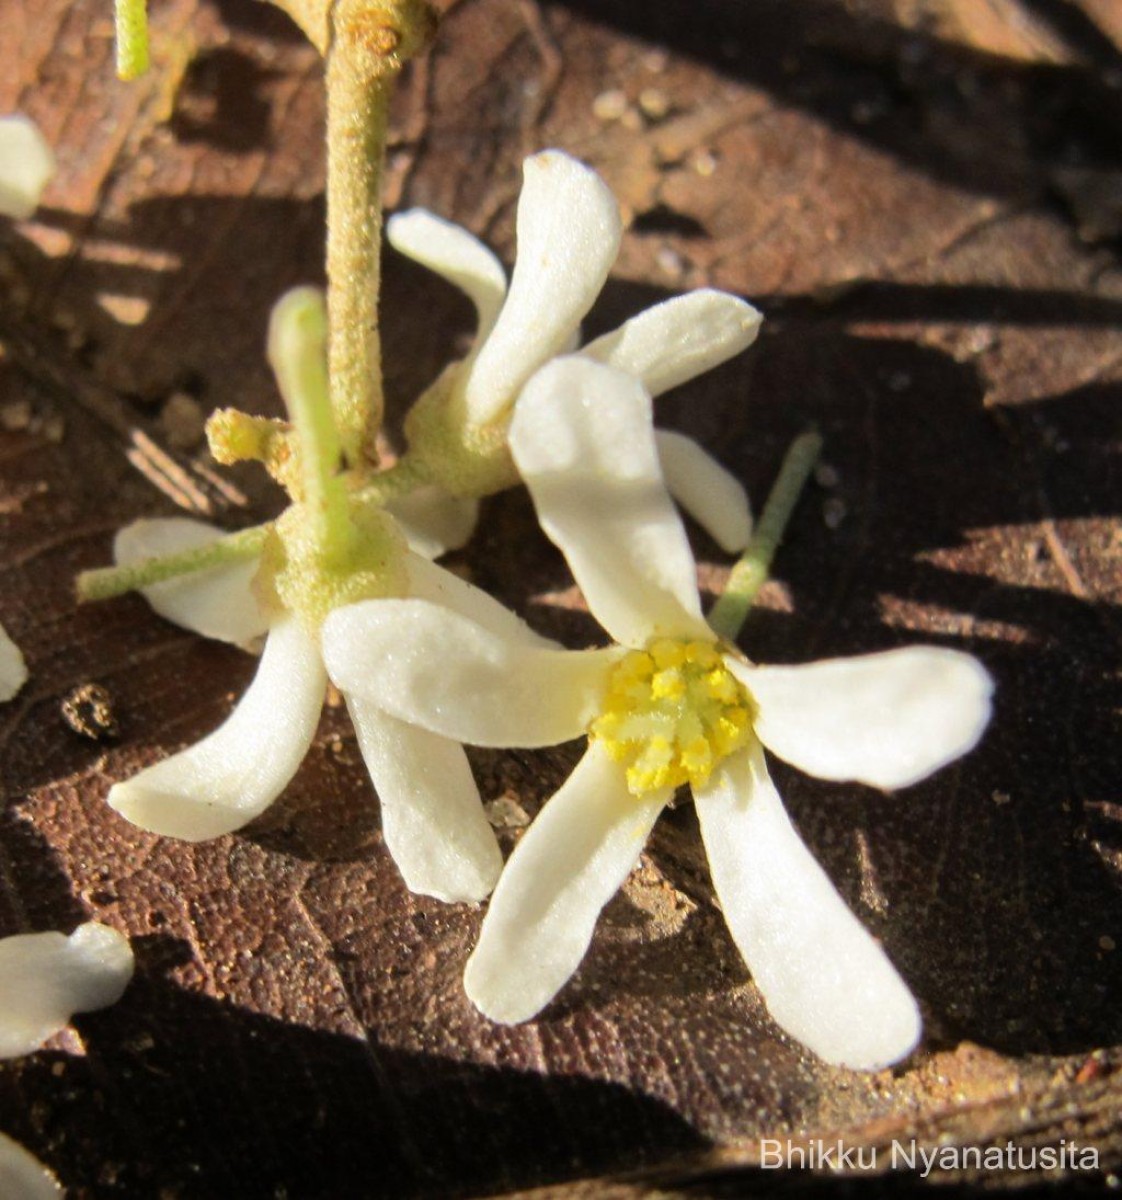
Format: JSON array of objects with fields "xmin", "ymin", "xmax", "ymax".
[{"xmin": 590, "ymin": 639, "xmax": 755, "ymax": 796}]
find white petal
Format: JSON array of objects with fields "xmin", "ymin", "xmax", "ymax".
[
  {"xmin": 696, "ymin": 744, "xmax": 920, "ymax": 1069},
  {"xmin": 0, "ymin": 922, "xmax": 134, "ymax": 1058},
  {"xmin": 0, "ymin": 622, "xmax": 28, "ymax": 703},
  {"xmin": 655, "ymin": 430, "xmax": 752, "ymax": 553},
  {"xmin": 581, "ymin": 289, "xmax": 762, "ymax": 397},
  {"xmin": 0, "ymin": 1133, "xmax": 62, "ymax": 1199},
  {"xmin": 510, "ymin": 357, "xmax": 709, "ymax": 647},
  {"xmin": 0, "ymin": 116, "xmax": 55, "ymax": 221},
  {"xmin": 464, "ymin": 742, "xmax": 666, "ymax": 1023},
  {"xmin": 460, "ymin": 151, "xmax": 622, "ymax": 426},
  {"xmin": 347, "ymin": 697, "xmax": 502, "ymax": 903},
  {"xmin": 404, "ymin": 552, "xmax": 557, "ymax": 647},
  {"xmin": 108, "ymin": 615, "xmax": 326, "ymax": 840},
  {"xmin": 730, "ymin": 647, "xmax": 994, "ymax": 790},
  {"xmin": 386, "ymin": 209, "xmax": 507, "ymax": 341},
  {"xmin": 322, "ymin": 599, "xmax": 617, "ymax": 748},
  {"xmin": 114, "ymin": 518, "xmax": 268, "ymax": 647},
  {"xmin": 384, "ymin": 485, "xmax": 479, "ymax": 559}
]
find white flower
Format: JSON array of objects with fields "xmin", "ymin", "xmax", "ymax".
[
  {"xmin": 0, "ymin": 1131, "xmax": 61, "ymax": 1199},
  {"xmin": 0, "ymin": 622, "xmax": 27, "ymax": 702},
  {"xmin": 0, "ymin": 116, "xmax": 55, "ymax": 221},
  {"xmin": 387, "ymin": 149, "xmax": 761, "ymax": 556},
  {"xmin": 0, "ymin": 922, "xmax": 131, "ymax": 1195},
  {"xmin": 0, "ymin": 922, "xmax": 133, "ymax": 1058},
  {"xmin": 321, "ymin": 357, "xmax": 994, "ymax": 1070},
  {"xmin": 104, "ymin": 517, "xmax": 558, "ymax": 904}
]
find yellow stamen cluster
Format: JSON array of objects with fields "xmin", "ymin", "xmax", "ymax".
[{"xmin": 590, "ymin": 639, "xmax": 755, "ymax": 796}]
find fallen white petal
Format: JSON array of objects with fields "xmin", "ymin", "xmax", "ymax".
[
  {"xmin": 460, "ymin": 151, "xmax": 622, "ymax": 426},
  {"xmin": 385, "ymin": 485, "xmax": 479, "ymax": 559},
  {"xmin": 0, "ymin": 1132, "xmax": 61, "ymax": 1199},
  {"xmin": 386, "ymin": 209, "xmax": 507, "ymax": 342},
  {"xmin": 465, "ymin": 742, "xmax": 667, "ymax": 1023},
  {"xmin": 108, "ymin": 614, "xmax": 326, "ymax": 840},
  {"xmin": 510, "ymin": 357, "xmax": 710, "ymax": 648},
  {"xmin": 696, "ymin": 743, "xmax": 921, "ymax": 1069},
  {"xmin": 0, "ymin": 622, "xmax": 28, "ymax": 703},
  {"xmin": 0, "ymin": 116, "xmax": 55, "ymax": 221},
  {"xmin": 405, "ymin": 552, "xmax": 556, "ymax": 647},
  {"xmin": 114, "ymin": 518, "xmax": 268, "ymax": 647},
  {"xmin": 655, "ymin": 429, "xmax": 752, "ymax": 553},
  {"xmin": 347, "ymin": 697, "xmax": 502, "ymax": 903},
  {"xmin": 323, "ymin": 599, "xmax": 618, "ymax": 748},
  {"xmin": 730, "ymin": 647, "xmax": 994, "ymax": 790},
  {"xmin": 0, "ymin": 922, "xmax": 134, "ymax": 1058},
  {"xmin": 581, "ymin": 289, "xmax": 762, "ymax": 397}
]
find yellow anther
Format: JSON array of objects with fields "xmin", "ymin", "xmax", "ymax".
[
  {"xmin": 680, "ymin": 736, "xmax": 713, "ymax": 776},
  {"xmin": 651, "ymin": 668, "xmax": 685, "ymax": 701},
  {"xmin": 590, "ymin": 638, "xmax": 756, "ymax": 796},
  {"xmin": 685, "ymin": 641, "xmax": 720, "ymax": 668},
  {"xmin": 650, "ymin": 639, "xmax": 687, "ymax": 670},
  {"xmin": 617, "ymin": 651, "xmax": 655, "ymax": 682},
  {"xmin": 703, "ymin": 668, "xmax": 737, "ymax": 703}
]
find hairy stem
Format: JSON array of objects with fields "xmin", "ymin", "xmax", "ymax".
[
  {"xmin": 707, "ymin": 430, "xmax": 823, "ymax": 642},
  {"xmin": 77, "ymin": 526, "xmax": 269, "ymax": 603},
  {"xmin": 324, "ymin": 0, "xmax": 439, "ymax": 467}
]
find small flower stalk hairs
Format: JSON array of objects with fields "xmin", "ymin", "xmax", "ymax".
[
  {"xmin": 79, "ymin": 290, "xmax": 512, "ymax": 905},
  {"xmin": 322, "ymin": 357, "xmax": 994, "ymax": 1070},
  {"xmin": 383, "ymin": 149, "xmax": 762, "ymax": 556}
]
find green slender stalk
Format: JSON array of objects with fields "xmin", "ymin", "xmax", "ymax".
[
  {"xmin": 325, "ymin": 53, "xmax": 390, "ymax": 467},
  {"xmin": 707, "ymin": 430, "xmax": 823, "ymax": 642},
  {"xmin": 115, "ymin": 0, "xmax": 150, "ymax": 80},
  {"xmin": 325, "ymin": 0, "xmax": 439, "ymax": 467},
  {"xmin": 268, "ymin": 288, "xmax": 351, "ymax": 558},
  {"xmin": 77, "ymin": 525, "xmax": 269, "ymax": 603}
]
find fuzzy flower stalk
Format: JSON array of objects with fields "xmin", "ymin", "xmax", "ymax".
[
  {"xmin": 113, "ymin": 0, "xmax": 439, "ymax": 467},
  {"xmin": 322, "ymin": 357, "xmax": 994, "ymax": 1070},
  {"xmin": 81, "ymin": 291, "xmax": 514, "ymax": 904}
]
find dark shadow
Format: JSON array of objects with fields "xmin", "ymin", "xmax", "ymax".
[
  {"xmin": 0, "ymin": 810, "xmax": 89, "ymax": 943},
  {"xmin": 631, "ymin": 203, "xmax": 709, "ymax": 239},
  {"xmin": 549, "ymin": 0, "xmax": 1122, "ymax": 227},
  {"xmin": 1022, "ymin": 0, "xmax": 1122, "ymax": 65},
  {"xmin": 211, "ymin": 0, "xmax": 312, "ymax": 44},
  {"xmin": 764, "ymin": 279, "xmax": 1122, "ymax": 327},
  {"xmin": 0, "ymin": 976, "xmax": 704, "ymax": 1198},
  {"xmin": 168, "ymin": 47, "xmax": 282, "ymax": 153}
]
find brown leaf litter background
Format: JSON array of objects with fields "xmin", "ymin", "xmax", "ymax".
[{"xmin": 1, "ymin": 0, "xmax": 1120, "ymax": 1195}]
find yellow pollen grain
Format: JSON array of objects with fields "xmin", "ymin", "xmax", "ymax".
[{"xmin": 590, "ymin": 638, "xmax": 756, "ymax": 796}]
